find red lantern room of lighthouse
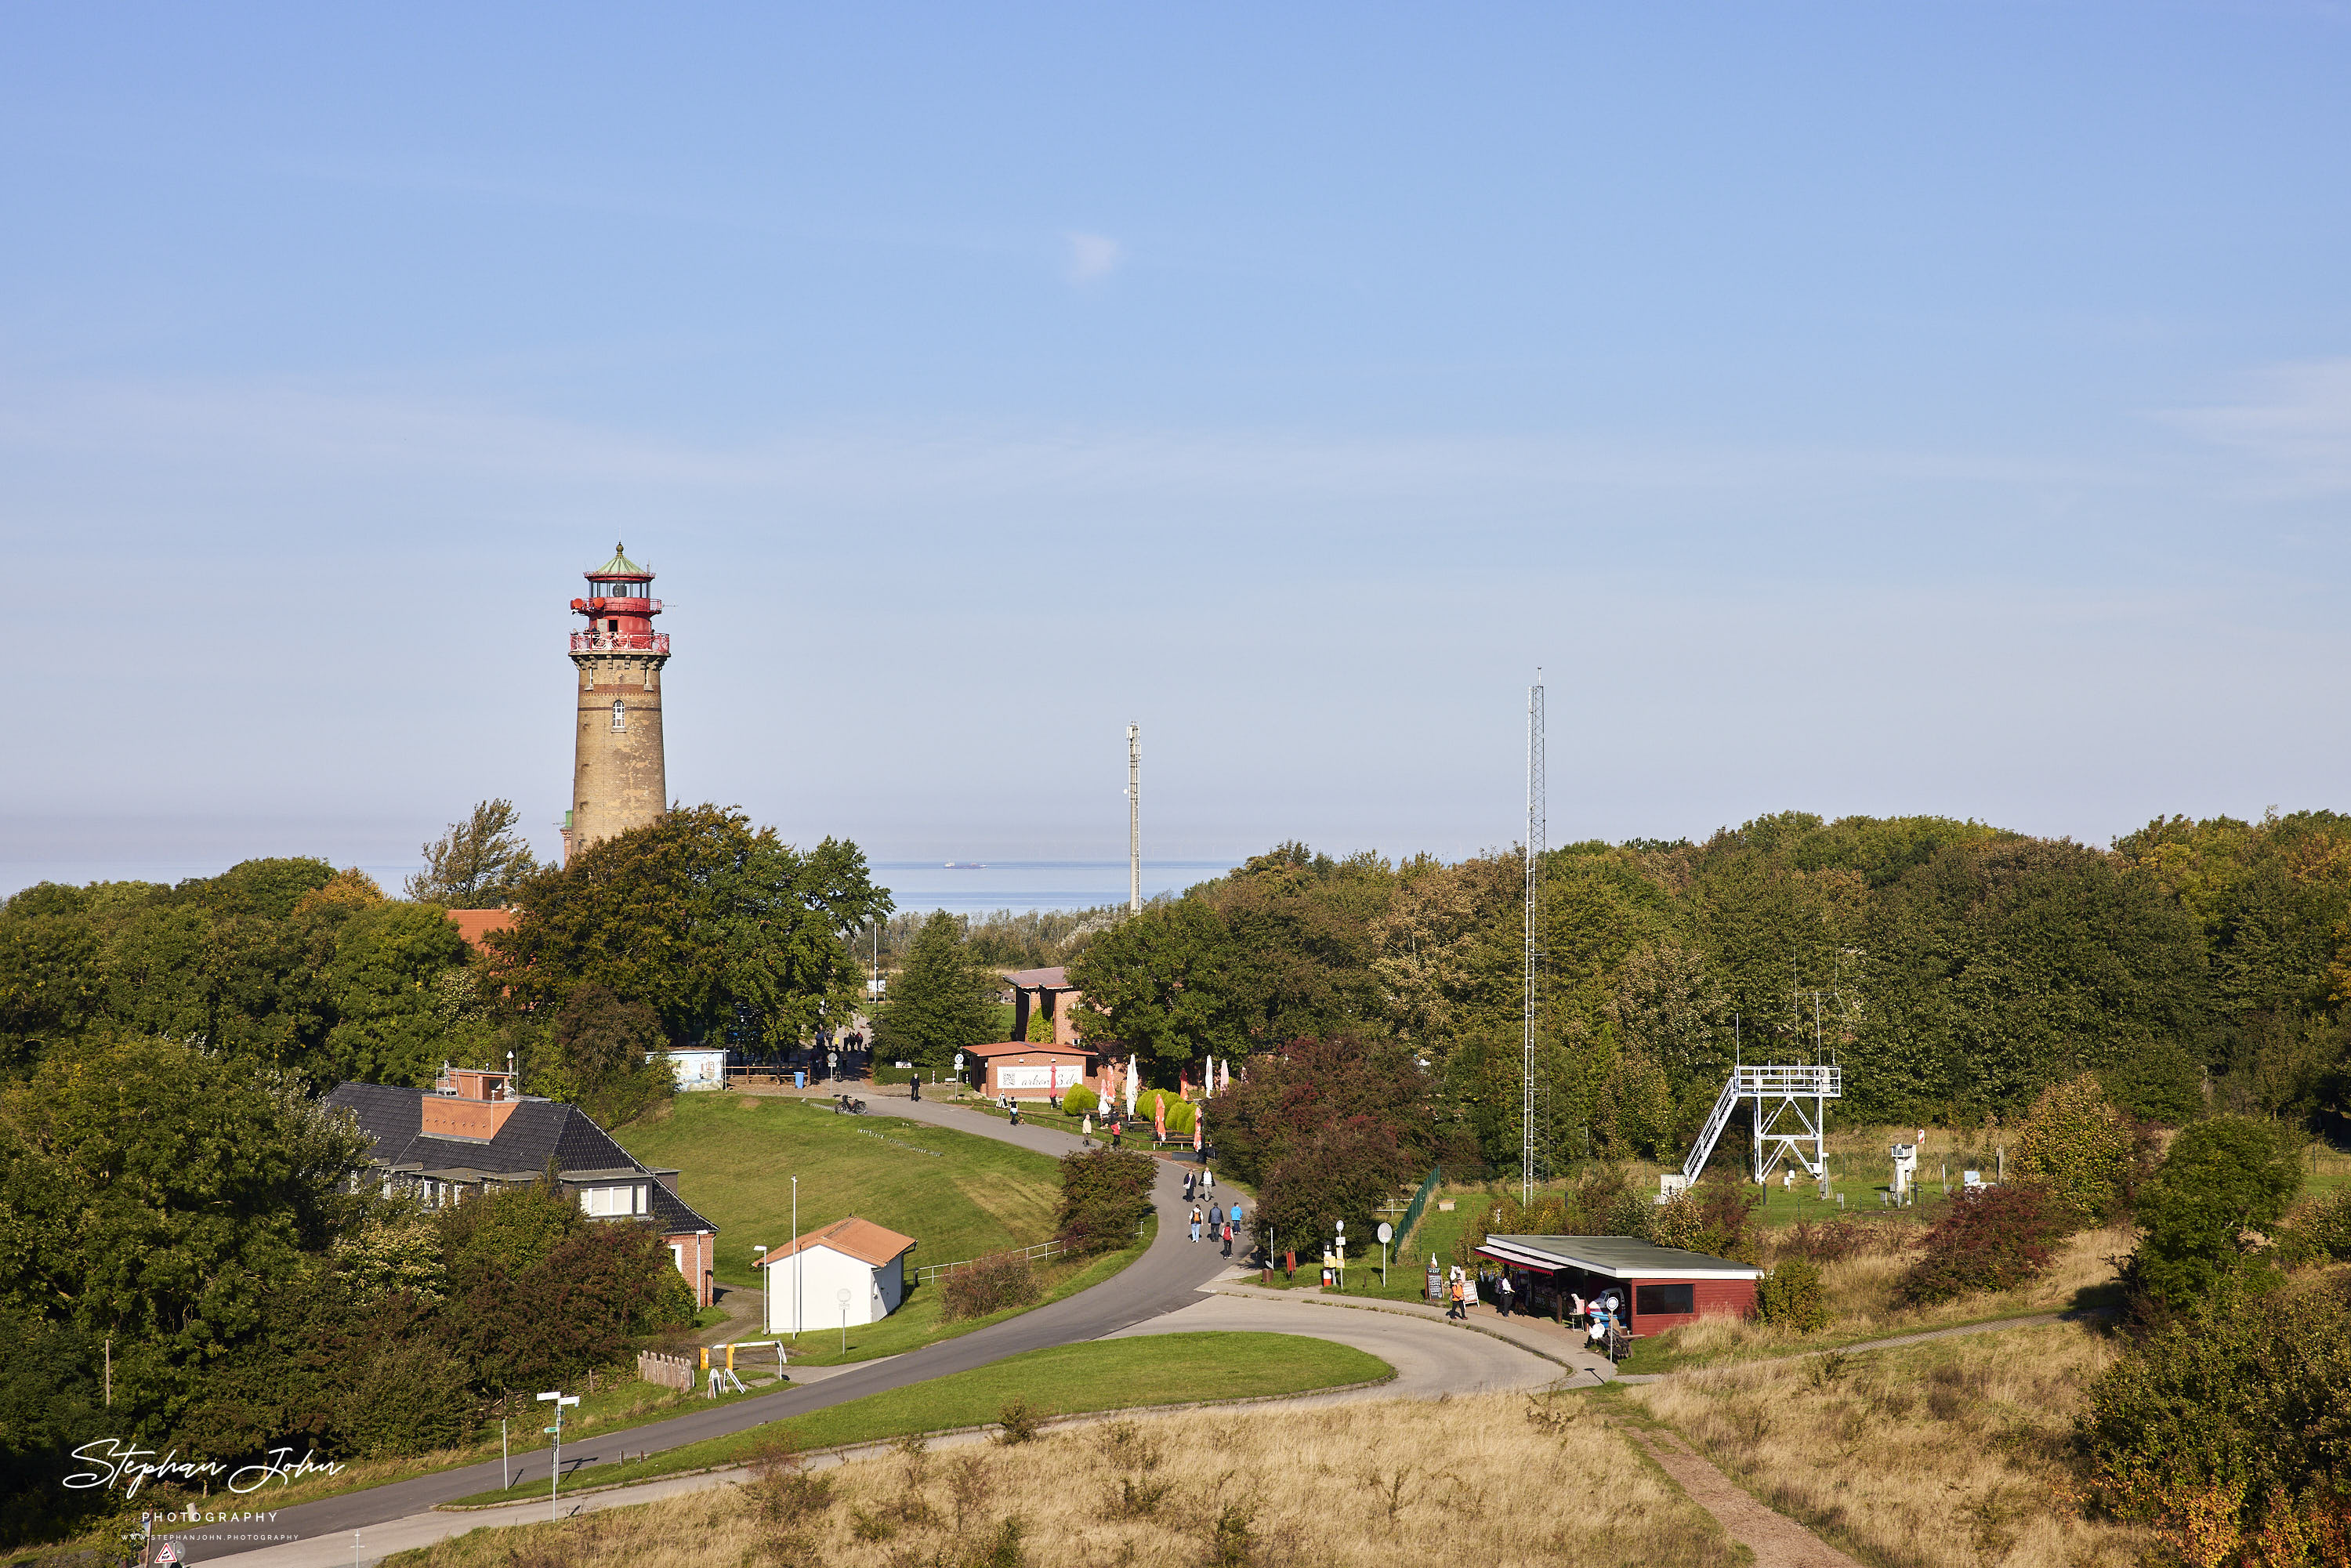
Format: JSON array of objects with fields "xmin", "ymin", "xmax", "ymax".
[
  {"xmin": 571, "ymin": 549, "xmax": 665, "ymax": 651},
  {"xmin": 564, "ymin": 544, "xmax": 672, "ymax": 864}
]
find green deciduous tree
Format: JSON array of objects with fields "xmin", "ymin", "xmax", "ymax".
[
  {"xmin": 2015, "ymin": 1072, "xmax": 2140, "ymax": 1226},
  {"xmin": 0, "ymin": 1037, "xmax": 371, "ymax": 1426},
  {"xmin": 532, "ymin": 984, "xmax": 675, "ymax": 1127},
  {"xmin": 488, "ymin": 805, "xmax": 889, "ymax": 1050},
  {"xmin": 872, "ymin": 911, "xmax": 1002, "ymax": 1075},
  {"xmin": 405, "ymin": 799, "xmax": 540, "ymax": 907},
  {"xmin": 2131, "ymin": 1116, "xmax": 2302, "ymax": 1309},
  {"xmin": 1067, "ymin": 900, "xmax": 1244, "ymax": 1067}
]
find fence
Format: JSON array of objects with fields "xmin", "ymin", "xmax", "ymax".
[
  {"xmin": 637, "ymin": 1349, "xmax": 695, "ymax": 1392},
  {"xmin": 918, "ymin": 1238, "xmax": 1067, "ymax": 1284},
  {"xmin": 1393, "ymin": 1165, "xmax": 1444, "ymax": 1254}
]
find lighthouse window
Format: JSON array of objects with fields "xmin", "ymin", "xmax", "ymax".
[{"xmin": 611, "ymin": 700, "xmax": 627, "ymax": 732}]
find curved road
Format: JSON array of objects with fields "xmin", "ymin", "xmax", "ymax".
[{"xmin": 176, "ymin": 1095, "xmax": 1226, "ymax": 1562}]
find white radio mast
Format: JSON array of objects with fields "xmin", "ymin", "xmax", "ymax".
[
  {"xmin": 1126, "ymin": 722, "xmax": 1142, "ymax": 915},
  {"xmin": 1524, "ymin": 671, "xmax": 1545, "ymax": 1204}
]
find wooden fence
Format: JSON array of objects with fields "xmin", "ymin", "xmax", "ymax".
[{"xmin": 637, "ymin": 1349, "xmax": 696, "ymax": 1392}]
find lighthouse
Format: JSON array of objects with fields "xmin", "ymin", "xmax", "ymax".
[{"xmin": 564, "ymin": 544, "xmax": 670, "ymax": 860}]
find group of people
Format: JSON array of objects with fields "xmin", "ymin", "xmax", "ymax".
[
  {"xmin": 1440, "ymin": 1264, "xmax": 1520, "ymax": 1320},
  {"xmin": 1181, "ymin": 1168, "xmax": 1241, "ymax": 1257}
]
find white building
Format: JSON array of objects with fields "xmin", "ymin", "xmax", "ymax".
[{"xmin": 763, "ymin": 1215, "xmax": 918, "ymax": 1334}]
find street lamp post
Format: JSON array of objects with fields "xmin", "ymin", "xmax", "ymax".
[
  {"xmin": 535, "ymin": 1390, "xmax": 579, "ymax": 1523},
  {"xmin": 836, "ymin": 1287, "xmax": 851, "ymax": 1354}
]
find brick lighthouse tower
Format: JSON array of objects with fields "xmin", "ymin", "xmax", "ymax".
[{"xmin": 563, "ymin": 544, "xmax": 670, "ymax": 860}]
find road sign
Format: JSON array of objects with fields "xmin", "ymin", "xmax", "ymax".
[
  {"xmin": 1377, "ymin": 1222, "xmax": 1393, "ymax": 1244},
  {"xmin": 154, "ymin": 1546, "xmax": 181, "ymax": 1565}
]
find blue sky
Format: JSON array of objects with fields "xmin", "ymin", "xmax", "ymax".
[{"xmin": 5, "ymin": 3, "xmax": 2349, "ymax": 900}]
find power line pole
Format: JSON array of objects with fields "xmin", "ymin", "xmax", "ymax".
[
  {"xmin": 1523, "ymin": 671, "xmax": 1545, "ymax": 1205},
  {"xmin": 1126, "ymin": 722, "xmax": 1142, "ymax": 915}
]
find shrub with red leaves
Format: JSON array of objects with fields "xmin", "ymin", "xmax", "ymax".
[{"xmin": 1893, "ymin": 1183, "xmax": 2074, "ymax": 1306}]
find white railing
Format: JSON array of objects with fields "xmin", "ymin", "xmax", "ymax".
[
  {"xmin": 571, "ymin": 632, "xmax": 671, "ymax": 654},
  {"xmin": 918, "ymin": 1238, "xmax": 1066, "ymax": 1283},
  {"xmin": 1734, "ymin": 1063, "xmax": 1842, "ymax": 1098}
]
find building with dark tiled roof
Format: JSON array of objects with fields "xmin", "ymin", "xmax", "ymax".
[{"xmin": 324, "ymin": 1065, "xmax": 719, "ymax": 1306}]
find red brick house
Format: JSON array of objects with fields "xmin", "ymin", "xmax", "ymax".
[
  {"xmin": 325, "ymin": 1066, "xmax": 721, "ymax": 1307},
  {"xmin": 963, "ymin": 1039, "xmax": 1098, "ymax": 1099},
  {"xmin": 1002, "ymin": 966, "xmax": 1085, "ymax": 1047},
  {"xmin": 1473, "ymin": 1235, "xmax": 1762, "ymax": 1334}
]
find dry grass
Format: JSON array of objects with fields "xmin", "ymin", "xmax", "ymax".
[
  {"xmin": 1635, "ymin": 1226, "xmax": 2132, "ymax": 1371},
  {"xmin": 379, "ymin": 1392, "xmax": 1744, "ymax": 1568},
  {"xmin": 1627, "ymin": 1318, "xmax": 2155, "ymax": 1568}
]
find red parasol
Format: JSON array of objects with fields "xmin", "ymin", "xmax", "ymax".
[{"xmin": 1154, "ymin": 1096, "xmax": 1167, "ymax": 1144}]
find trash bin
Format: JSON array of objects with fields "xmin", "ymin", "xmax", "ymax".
[{"xmin": 792, "ymin": 1070, "xmax": 806, "ymax": 1088}]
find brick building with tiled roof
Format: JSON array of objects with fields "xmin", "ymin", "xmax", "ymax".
[{"xmin": 325, "ymin": 1065, "xmax": 719, "ymax": 1306}]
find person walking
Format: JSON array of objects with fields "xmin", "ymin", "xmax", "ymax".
[
  {"xmin": 1183, "ymin": 1170, "xmax": 1196, "ymax": 1202},
  {"xmin": 1189, "ymin": 1204, "xmax": 1204, "ymax": 1243},
  {"xmin": 1221, "ymin": 1216, "xmax": 1234, "ymax": 1258},
  {"xmin": 1208, "ymin": 1200, "xmax": 1224, "ymax": 1238},
  {"xmin": 1447, "ymin": 1274, "xmax": 1465, "ymax": 1320},
  {"xmin": 1202, "ymin": 1168, "xmax": 1214, "ymax": 1194},
  {"xmin": 1497, "ymin": 1271, "xmax": 1515, "ymax": 1318}
]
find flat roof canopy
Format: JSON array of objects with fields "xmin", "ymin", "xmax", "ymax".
[{"xmin": 1478, "ymin": 1234, "xmax": 1763, "ymax": 1281}]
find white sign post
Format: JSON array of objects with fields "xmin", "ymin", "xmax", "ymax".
[
  {"xmin": 536, "ymin": 1390, "xmax": 580, "ymax": 1522},
  {"xmin": 1377, "ymin": 1220, "xmax": 1393, "ymax": 1286},
  {"xmin": 836, "ymin": 1287, "xmax": 852, "ymax": 1353}
]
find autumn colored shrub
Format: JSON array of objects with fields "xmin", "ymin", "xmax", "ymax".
[
  {"xmin": 1893, "ymin": 1183, "xmax": 2073, "ymax": 1306},
  {"xmin": 2078, "ymin": 1277, "xmax": 2351, "ymax": 1562},
  {"xmin": 940, "ymin": 1253, "xmax": 1041, "ymax": 1321}
]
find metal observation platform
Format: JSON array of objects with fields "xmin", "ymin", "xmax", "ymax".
[{"xmin": 1663, "ymin": 1063, "xmax": 1843, "ymax": 1192}]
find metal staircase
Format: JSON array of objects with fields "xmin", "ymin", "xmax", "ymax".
[{"xmin": 1668, "ymin": 1063, "xmax": 1843, "ymax": 1189}]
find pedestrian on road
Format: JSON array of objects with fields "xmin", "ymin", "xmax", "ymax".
[
  {"xmin": 1208, "ymin": 1201, "xmax": 1223, "ymax": 1237},
  {"xmin": 1190, "ymin": 1204, "xmax": 1203, "ymax": 1243},
  {"xmin": 1183, "ymin": 1171, "xmax": 1196, "ymax": 1201},
  {"xmin": 1221, "ymin": 1219, "xmax": 1233, "ymax": 1258},
  {"xmin": 1202, "ymin": 1168, "xmax": 1214, "ymax": 1193},
  {"xmin": 1498, "ymin": 1272, "xmax": 1514, "ymax": 1318}
]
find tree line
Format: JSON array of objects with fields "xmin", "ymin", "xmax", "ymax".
[{"xmin": 1058, "ymin": 812, "xmax": 2351, "ymax": 1177}]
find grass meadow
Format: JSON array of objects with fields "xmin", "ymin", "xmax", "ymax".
[
  {"xmin": 617, "ymin": 1092, "xmax": 1067, "ymax": 1290},
  {"xmin": 391, "ymin": 1387, "xmax": 1741, "ymax": 1568},
  {"xmin": 1623, "ymin": 1317, "xmax": 2156, "ymax": 1567},
  {"xmin": 447, "ymin": 1331, "xmax": 1391, "ymax": 1507}
]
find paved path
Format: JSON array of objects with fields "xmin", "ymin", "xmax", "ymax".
[
  {"xmin": 1106, "ymin": 1293, "xmax": 1564, "ymax": 1400},
  {"xmin": 1208, "ymin": 1280, "xmax": 1618, "ymax": 1382},
  {"xmin": 174, "ymin": 1097, "xmax": 1225, "ymax": 1563}
]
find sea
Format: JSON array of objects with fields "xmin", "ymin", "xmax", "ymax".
[{"xmin": 873, "ymin": 859, "xmax": 1240, "ymax": 916}]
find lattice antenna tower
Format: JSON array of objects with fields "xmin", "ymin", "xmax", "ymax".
[
  {"xmin": 1126, "ymin": 722, "xmax": 1142, "ymax": 916},
  {"xmin": 1523, "ymin": 671, "xmax": 1545, "ymax": 1204}
]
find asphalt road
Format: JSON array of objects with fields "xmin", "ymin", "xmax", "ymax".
[{"xmin": 173, "ymin": 1095, "xmax": 1226, "ymax": 1563}]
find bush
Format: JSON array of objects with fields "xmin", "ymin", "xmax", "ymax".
[
  {"xmin": 1060, "ymin": 1085, "xmax": 1099, "ymax": 1115},
  {"xmin": 2015, "ymin": 1072, "xmax": 2139, "ymax": 1226},
  {"xmin": 335, "ymin": 1338, "xmax": 478, "ymax": 1458},
  {"xmin": 941, "ymin": 1254, "xmax": 1041, "ymax": 1320},
  {"xmin": 2132, "ymin": 1116, "xmax": 2302, "ymax": 1309},
  {"xmin": 2288, "ymin": 1185, "xmax": 2351, "ymax": 1263},
  {"xmin": 2078, "ymin": 1278, "xmax": 2351, "ymax": 1557},
  {"xmin": 1774, "ymin": 1215, "xmax": 1893, "ymax": 1266},
  {"xmin": 1056, "ymin": 1146, "xmax": 1154, "ymax": 1255},
  {"xmin": 1136, "ymin": 1092, "xmax": 1195, "ymax": 1138},
  {"xmin": 1257, "ymin": 1117, "xmax": 1413, "ymax": 1258},
  {"xmin": 1755, "ymin": 1259, "xmax": 1829, "ymax": 1332},
  {"xmin": 1643, "ymin": 1177, "xmax": 1762, "ymax": 1262},
  {"xmin": 1893, "ymin": 1184, "xmax": 2074, "ymax": 1306}
]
